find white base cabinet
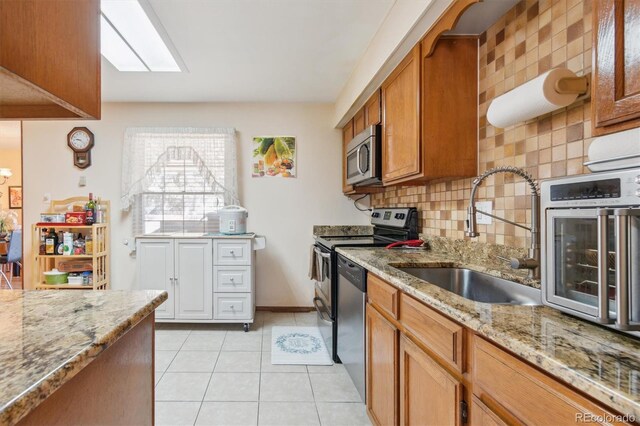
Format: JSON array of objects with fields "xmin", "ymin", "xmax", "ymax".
[{"xmin": 136, "ymin": 237, "xmax": 255, "ymax": 328}]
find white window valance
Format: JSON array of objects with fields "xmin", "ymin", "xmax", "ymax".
[{"xmin": 121, "ymin": 127, "xmax": 239, "ymax": 211}]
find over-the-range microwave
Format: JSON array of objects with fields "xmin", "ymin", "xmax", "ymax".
[{"xmin": 345, "ymin": 125, "xmax": 382, "ymax": 186}]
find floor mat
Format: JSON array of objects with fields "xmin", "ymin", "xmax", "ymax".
[{"xmin": 270, "ymin": 326, "xmax": 333, "ymax": 365}]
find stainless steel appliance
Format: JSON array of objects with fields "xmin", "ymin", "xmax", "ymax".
[
  {"xmin": 541, "ymin": 168, "xmax": 640, "ymax": 336},
  {"xmin": 345, "ymin": 125, "xmax": 381, "ymax": 186},
  {"xmin": 313, "ymin": 207, "xmax": 418, "ymax": 362},
  {"xmin": 337, "ymin": 254, "xmax": 366, "ymax": 401}
]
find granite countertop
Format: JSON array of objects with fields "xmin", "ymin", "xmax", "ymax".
[
  {"xmin": 136, "ymin": 232, "xmax": 256, "ymax": 239},
  {"xmin": 0, "ymin": 290, "xmax": 167, "ymax": 425},
  {"xmin": 312, "ymin": 225, "xmax": 373, "ymax": 237},
  {"xmin": 337, "ymin": 247, "xmax": 640, "ymax": 419}
]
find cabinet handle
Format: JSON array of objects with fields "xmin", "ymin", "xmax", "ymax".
[
  {"xmin": 174, "ymin": 278, "xmax": 179, "ymax": 285},
  {"xmin": 230, "ymin": 305, "xmax": 235, "ymax": 310},
  {"xmin": 230, "ymin": 277, "xmax": 235, "ymax": 282},
  {"xmin": 230, "ymin": 250, "xmax": 235, "ymax": 255},
  {"xmin": 169, "ymin": 278, "xmax": 174, "ymax": 284}
]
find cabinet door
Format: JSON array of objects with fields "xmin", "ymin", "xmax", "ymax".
[
  {"xmin": 175, "ymin": 239, "xmax": 213, "ymax": 320},
  {"xmin": 470, "ymin": 397, "xmax": 509, "ymax": 426},
  {"xmin": 342, "ymin": 120, "xmax": 355, "ymax": 193},
  {"xmin": 354, "ymin": 108, "xmax": 366, "ymax": 135},
  {"xmin": 136, "ymin": 239, "xmax": 174, "ymax": 319},
  {"xmin": 366, "ymin": 304, "xmax": 399, "ymax": 426},
  {"xmin": 365, "ymin": 90, "xmax": 381, "ymax": 126},
  {"xmin": 381, "ymin": 45, "xmax": 421, "ymax": 184},
  {"xmin": 593, "ymin": 0, "xmax": 640, "ymax": 134},
  {"xmin": 399, "ymin": 334, "xmax": 462, "ymax": 426}
]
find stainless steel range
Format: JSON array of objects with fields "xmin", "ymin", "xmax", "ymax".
[{"xmin": 312, "ymin": 208, "xmax": 418, "ymax": 364}]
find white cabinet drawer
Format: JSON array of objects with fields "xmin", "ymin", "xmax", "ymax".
[
  {"xmin": 214, "ymin": 240, "xmax": 251, "ymax": 265},
  {"xmin": 214, "ymin": 266, "xmax": 252, "ymax": 293},
  {"xmin": 214, "ymin": 293, "xmax": 253, "ymax": 320}
]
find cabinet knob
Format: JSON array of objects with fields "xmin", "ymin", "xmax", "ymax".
[
  {"xmin": 230, "ymin": 305, "xmax": 235, "ymax": 310},
  {"xmin": 230, "ymin": 277, "xmax": 235, "ymax": 282},
  {"xmin": 230, "ymin": 250, "xmax": 235, "ymax": 255}
]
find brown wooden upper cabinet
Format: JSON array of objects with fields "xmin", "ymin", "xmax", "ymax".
[
  {"xmin": 381, "ymin": 36, "xmax": 477, "ymax": 186},
  {"xmin": 381, "ymin": 45, "xmax": 422, "ymax": 185},
  {"xmin": 0, "ymin": 0, "xmax": 101, "ymax": 119},
  {"xmin": 364, "ymin": 89, "xmax": 382, "ymax": 128},
  {"xmin": 592, "ymin": 0, "xmax": 640, "ymax": 136}
]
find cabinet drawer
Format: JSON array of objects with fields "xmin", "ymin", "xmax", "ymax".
[
  {"xmin": 399, "ymin": 294, "xmax": 464, "ymax": 373},
  {"xmin": 214, "ymin": 240, "xmax": 251, "ymax": 265},
  {"xmin": 214, "ymin": 266, "xmax": 252, "ymax": 293},
  {"xmin": 473, "ymin": 337, "xmax": 628, "ymax": 425},
  {"xmin": 214, "ymin": 293, "xmax": 253, "ymax": 320},
  {"xmin": 367, "ymin": 273, "xmax": 399, "ymax": 320}
]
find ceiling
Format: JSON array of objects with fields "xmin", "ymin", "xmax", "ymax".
[
  {"xmin": 102, "ymin": 0, "xmax": 395, "ymax": 103},
  {"xmin": 0, "ymin": 122, "xmax": 20, "ymax": 149}
]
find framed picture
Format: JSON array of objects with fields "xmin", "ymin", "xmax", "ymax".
[
  {"xmin": 252, "ymin": 136, "xmax": 296, "ymax": 178},
  {"xmin": 8, "ymin": 186, "xmax": 22, "ymax": 209}
]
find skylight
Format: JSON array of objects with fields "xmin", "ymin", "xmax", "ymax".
[{"xmin": 100, "ymin": 0, "xmax": 181, "ymax": 72}]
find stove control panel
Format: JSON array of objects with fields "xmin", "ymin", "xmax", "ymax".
[{"xmin": 370, "ymin": 207, "xmax": 417, "ymax": 229}]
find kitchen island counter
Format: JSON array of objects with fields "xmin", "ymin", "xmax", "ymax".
[
  {"xmin": 337, "ymin": 246, "xmax": 640, "ymax": 420},
  {"xmin": 0, "ymin": 290, "xmax": 166, "ymax": 425}
]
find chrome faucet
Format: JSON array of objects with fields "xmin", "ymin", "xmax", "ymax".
[{"xmin": 465, "ymin": 166, "xmax": 541, "ymax": 280}]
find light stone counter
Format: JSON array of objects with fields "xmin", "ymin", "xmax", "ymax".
[{"xmin": 0, "ymin": 290, "xmax": 167, "ymax": 425}]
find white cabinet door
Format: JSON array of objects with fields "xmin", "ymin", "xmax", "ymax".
[
  {"xmin": 175, "ymin": 239, "xmax": 213, "ymax": 320},
  {"xmin": 136, "ymin": 239, "xmax": 175, "ymax": 319}
]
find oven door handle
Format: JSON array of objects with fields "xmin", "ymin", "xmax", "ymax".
[
  {"xmin": 596, "ymin": 209, "xmax": 612, "ymax": 324},
  {"xmin": 313, "ymin": 297, "xmax": 332, "ymax": 323},
  {"xmin": 615, "ymin": 209, "xmax": 630, "ymax": 329},
  {"xmin": 314, "ymin": 248, "xmax": 331, "ymax": 259}
]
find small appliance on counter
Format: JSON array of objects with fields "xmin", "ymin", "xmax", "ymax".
[
  {"xmin": 312, "ymin": 207, "xmax": 418, "ymax": 367},
  {"xmin": 540, "ymin": 168, "xmax": 640, "ymax": 336},
  {"xmin": 219, "ymin": 205, "xmax": 248, "ymax": 234}
]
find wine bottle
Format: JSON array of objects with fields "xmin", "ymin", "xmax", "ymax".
[{"xmin": 85, "ymin": 193, "xmax": 96, "ymax": 225}]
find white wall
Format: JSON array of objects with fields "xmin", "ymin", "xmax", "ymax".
[{"xmin": 23, "ymin": 102, "xmax": 369, "ymax": 306}]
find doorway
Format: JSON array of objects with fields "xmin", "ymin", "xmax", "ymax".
[{"xmin": 0, "ymin": 122, "xmax": 23, "ymax": 289}]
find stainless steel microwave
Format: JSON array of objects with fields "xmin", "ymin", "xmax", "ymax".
[
  {"xmin": 540, "ymin": 168, "xmax": 640, "ymax": 336},
  {"xmin": 346, "ymin": 125, "xmax": 382, "ymax": 186}
]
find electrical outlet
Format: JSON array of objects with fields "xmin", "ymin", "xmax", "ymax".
[{"xmin": 476, "ymin": 201, "xmax": 493, "ymax": 225}]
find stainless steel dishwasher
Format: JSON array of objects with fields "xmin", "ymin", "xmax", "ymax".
[{"xmin": 336, "ymin": 254, "xmax": 366, "ymax": 402}]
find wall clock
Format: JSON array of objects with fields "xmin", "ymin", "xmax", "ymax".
[{"xmin": 67, "ymin": 127, "xmax": 94, "ymax": 169}]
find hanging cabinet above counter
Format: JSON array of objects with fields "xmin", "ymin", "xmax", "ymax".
[{"xmin": 0, "ymin": 0, "xmax": 101, "ymax": 119}]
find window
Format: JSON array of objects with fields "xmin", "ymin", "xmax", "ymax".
[{"xmin": 121, "ymin": 127, "xmax": 238, "ymax": 235}]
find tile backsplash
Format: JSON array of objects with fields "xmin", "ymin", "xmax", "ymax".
[{"xmin": 371, "ymin": 0, "xmax": 593, "ymax": 249}]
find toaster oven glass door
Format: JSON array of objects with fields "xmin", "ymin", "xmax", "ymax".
[
  {"xmin": 545, "ymin": 209, "xmax": 616, "ymax": 319},
  {"xmin": 546, "ymin": 208, "xmax": 640, "ymax": 324}
]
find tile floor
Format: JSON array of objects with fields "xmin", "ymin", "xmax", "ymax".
[{"xmin": 155, "ymin": 311, "xmax": 371, "ymax": 426}]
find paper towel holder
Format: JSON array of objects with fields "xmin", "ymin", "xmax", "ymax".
[{"xmin": 554, "ymin": 73, "xmax": 591, "ymax": 98}]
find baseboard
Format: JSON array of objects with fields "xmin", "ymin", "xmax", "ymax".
[{"xmin": 256, "ymin": 306, "xmax": 314, "ymax": 313}]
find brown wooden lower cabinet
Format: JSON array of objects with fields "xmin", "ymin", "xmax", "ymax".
[
  {"xmin": 365, "ymin": 272, "xmax": 635, "ymax": 426},
  {"xmin": 400, "ymin": 334, "xmax": 463, "ymax": 426},
  {"xmin": 366, "ymin": 303, "xmax": 399, "ymax": 426}
]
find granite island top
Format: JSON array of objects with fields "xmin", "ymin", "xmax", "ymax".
[
  {"xmin": 0, "ymin": 290, "xmax": 167, "ymax": 425},
  {"xmin": 337, "ymin": 247, "xmax": 640, "ymax": 419}
]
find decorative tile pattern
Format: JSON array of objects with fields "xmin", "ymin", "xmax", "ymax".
[{"xmin": 371, "ymin": 0, "xmax": 593, "ymax": 250}]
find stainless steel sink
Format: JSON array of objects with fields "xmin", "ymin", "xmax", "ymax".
[{"xmin": 397, "ymin": 267, "xmax": 542, "ymax": 305}]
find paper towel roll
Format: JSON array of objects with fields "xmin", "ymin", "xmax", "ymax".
[
  {"xmin": 586, "ymin": 127, "xmax": 640, "ymax": 172},
  {"xmin": 487, "ymin": 68, "xmax": 580, "ymax": 128}
]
